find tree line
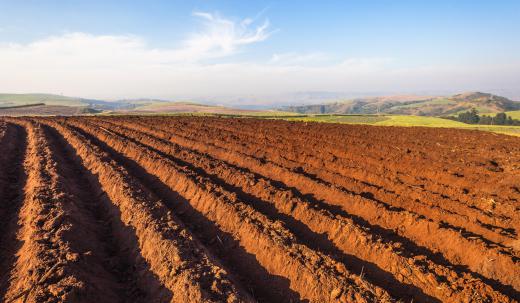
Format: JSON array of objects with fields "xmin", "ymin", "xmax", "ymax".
[{"xmin": 443, "ymin": 109, "xmax": 520, "ymax": 125}]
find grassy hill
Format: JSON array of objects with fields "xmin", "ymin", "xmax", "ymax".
[
  {"xmin": 0, "ymin": 94, "xmax": 89, "ymax": 107},
  {"xmin": 117, "ymin": 101, "xmax": 294, "ymax": 116},
  {"xmin": 283, "ymin": 92, "xmax": 520, "ymax": 116}
]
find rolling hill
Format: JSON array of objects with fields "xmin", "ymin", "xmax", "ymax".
[
  {"xmin": 0, "ymin": 94, "xmax": 89, "ymax": 107},
  {"xmin": 2, "ymin": 91, "xmax": 519, "ymax": 117},
  {"xmin": 0, "ymin": 94, "xmax": 171, "ymax": 115},
  {"xmin": 0, "ymin": 93, "xmax": 154, "ymax": 111},
  {"xmin": 0, "ymin": 104, "xmax": 101, "ymax": 116},
  {"xmin": 117, "ymin": 101, "xmax": 292, "ymax": 116},
  {"xmin": 282, "ymin": 92, "xmax": 520, "ymax": 116},
  {"xmin": 0, "ymin": 94, "xmax": 289, "ymax": 116}
]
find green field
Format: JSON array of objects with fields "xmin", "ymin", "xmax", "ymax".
[{"xmin": 504, "ymin": 110, "xmax": 520, "ymax": 119}]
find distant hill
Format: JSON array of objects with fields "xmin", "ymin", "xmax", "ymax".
[
  {"xmin": 3, "ymin": 91, "xmax": 519, "ymax": 117},
  {"xmin": 0, "ymin": 103, "xmax": 45, "ymax": 110},
  {"xmin": 0, "ymin": 104, "xmax": 101, "ymax": 116},
  {"xmin": 0, "ymin": 93, "xmax": 92, "ymax": 107},
  {"xmin": 0, "ymin": 93, "xmax": 144, "ymax": 110},
  {"xmin": 0, "ymin": 93, "xmax": 136, "ymax": 116},
  {"xmin": 0, "ymin": 93, "xmax": 268, "ymax": 116},
  {"xmin": 120, "ymin": 101, "xmax": 286, "ymax": 116},
  {"xmin": 282, "ymin": 92, "xmax": 520, "ymax": 116}
]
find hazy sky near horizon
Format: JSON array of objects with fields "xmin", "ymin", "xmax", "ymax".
[{"xmin": 0, "ymin": 0, "xmax": 519, "ymax": 100}]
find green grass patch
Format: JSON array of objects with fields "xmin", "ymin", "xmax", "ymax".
[{"xmin": 504, "ymin": 110, "xmax": 520, "ymax": 119}]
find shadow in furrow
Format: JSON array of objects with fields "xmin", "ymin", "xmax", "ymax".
[{"xmin": 0, "ymin": 123, "xmax": 28, "ymax": 300}]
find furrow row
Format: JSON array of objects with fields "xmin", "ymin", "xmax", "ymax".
[
  {"xmin": 107, "ymin": 117, "xmax": 520, "ymax": 293},
  {"xmin": 3, "ymin": 120, "xmax": 124, "ymax": 302},
  {"xmin": 162, "ymin": 117, "xmax": 518, "ymax": 229},
  {"xmin": 42, "ymin": 123, "xmax": 153, "ymax": 301},
  {"xmin": 124, "ymin": 117, "xmax": 516, "ymax": 245},
  {"xmin": 171, "ymin": 117, "xmax": 519, "ymax": 219},
  {"xmin": 43, "ymin": 119, "xmax": 253, "ymax": 303},
  {"xmin": 86, "ymin": 117, "xmax": 514, "ymax": 302},
  {"xmin": 62, "ymin": 118, "xmax": 394, "ymax": 303}
]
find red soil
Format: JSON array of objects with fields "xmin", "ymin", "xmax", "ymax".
[{"xmin": 0, "ymin": 116, "xmax": 518, "ymax": 303}]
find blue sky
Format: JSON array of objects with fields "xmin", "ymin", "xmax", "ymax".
[{"xmin": 0, "ymin": 0, "xmax": 519, "ymax": 101}]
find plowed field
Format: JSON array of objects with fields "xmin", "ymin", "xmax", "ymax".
[{"xmin": 0, "ymin": 116, "xmax": 518, "ymax": 303}]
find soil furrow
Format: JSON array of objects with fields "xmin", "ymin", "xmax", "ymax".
[
  {"xmin": 64, "ymin": 118, "xmax": 394, "ymax": 303},
  {"xmin": 88, "ymin": 117, "xmax": 515, "ymax": 302},
  {"xmin": 0, "ymin": 123, "xmax": 28, "ymax": 301},
  {"xmin": 118, "ymin": 117, "xmax": 520, "ymax": 293},
  {"xmin": 42, "ymin": 119, "xmax": 253, "ymax": 303},
  {"xmin": 164, "ymin": 117, "xmax": 519, "ymax": 220},
  {"xmin": 236, "ymin": 133, "xmax": 517, "ymax": 244},
  {"xmin": 169, "ymin": 119, "xmax": 511, "ymax": 232},
  {"xmin": 176, "ymin": 118, "xmax": 520, "ymax": 220},
  {"xmin": 140, "ymin": 118, "xmax": 517, "ymax": 242},
  {"xmin": 63, "ymin": 122, "xmax": 302, "ymax": 303},
  {"xmin": 1, "ymin": 116, "xmax": 518, "ymax": 302},
  {"xmin": 2, "ymin": 120, "xmax": 126, "ymax": 302},
  {"xmin": 42, "ymin": 122, "xmax": 153, "ymax": 301},
  {"xmin": 118, "ymin": 117, "xmax": 515, "ymax": 244},
  {"xmin": 156, "ymin": 117, "xmax": 517, "ymax": 235},
  {"xmin": 141, "ymin": 118, "xmax": 517, "ymax": 243}
]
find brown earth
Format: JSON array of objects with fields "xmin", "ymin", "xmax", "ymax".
[{"xmin": 0, "ymin": 116, "xmax": 518, "ymax": 303}]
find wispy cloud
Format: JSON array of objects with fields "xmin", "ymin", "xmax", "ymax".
[{"xmin": 177, "ymin": 11, "xmax": 273, "ymax": 61}]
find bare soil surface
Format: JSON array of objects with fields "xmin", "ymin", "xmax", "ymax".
[{"xmin": 0, "ymin": 116, "xmax": 518, "ymax": 303}]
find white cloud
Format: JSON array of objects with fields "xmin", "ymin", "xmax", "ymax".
[
  {"xmin": 179, "ymin": 11, "xmax": 272, "ymax": 61},
  {"xmin": 0, "ymin": 11, "xmax": 519, "ymax": 101}
]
